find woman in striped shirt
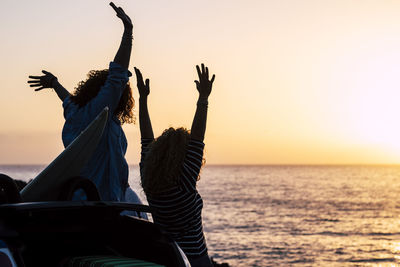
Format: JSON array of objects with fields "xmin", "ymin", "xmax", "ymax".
[{"xmin": 134, "ymin": 64, "xmax": 215, "ymax": 267}]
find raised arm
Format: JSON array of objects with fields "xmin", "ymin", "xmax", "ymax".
[
  {"xmin": 28, "ymin": 70, "xmax": 70, "ymax": 101},
  {"xmin": 134, "ymin": 67, "xmax": 154, "ymax": 140},
  {"xmin": 110, "ymin": 2, "xmax": 133, "ymax": 69},
  {"xmin": 190, "ymin": 64, "xmax": 215, "ymax": 142}
]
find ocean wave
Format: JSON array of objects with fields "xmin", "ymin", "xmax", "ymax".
[
  {"xmin": 289, "ymin": 258, "xmax": 315, "ymax": 264},
  {"xmin": 292, "ymin": 231, "xmax": 400, "ymax": 237},
  {"xmin": 347, "ymin": 257, "xmax": 396, "ymax": 263},
  {"xmin": 303, "ymin": 218, "xmax": 340, "ymax": 222}
]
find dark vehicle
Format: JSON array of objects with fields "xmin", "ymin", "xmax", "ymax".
[{"xmin": 0, "ymin": 174, "xmax": 190, "ymax": 267}]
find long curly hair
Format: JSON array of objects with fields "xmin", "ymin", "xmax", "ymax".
[
  {"xmin": 70, "ymin": 69, "xmax": 135, "ymax": 124},
  {"xmin": 141, "ymin": 127, "xmax": 201, "ymax": 195}
]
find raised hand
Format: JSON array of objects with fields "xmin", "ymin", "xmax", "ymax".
[
  {"xmin": 110, "ymin": 2, "xmax": 133, "ymax": 31},
  {"xmin": 134, "ymin": 67, "xmax": 150, "ymax": 97},
  {"xmin": 194, "ymin": 64, "xmax": 215, "ymax": 98},
  {"xmin": 28, "ymin": 70, "xmax": 57, "ymax": 91},
  {"xmin": 135, "ymin": 67, "xmax": 154, "ymax": 139}
]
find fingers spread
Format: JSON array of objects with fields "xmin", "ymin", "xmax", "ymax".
[
  {"xmin": 134, "ymin": 67, "xmax": 143, "ymax": 79},
  {"xmin": 29, "ymin": 75, "xmax": 42, "ymax": 79},
  {"xmin": 28, "ymin": 80, "xmax": 40, "ymax": 83},
  {"xmin": 29, "ymin": 83, "xmax": 41, "ymax": 87},
  {"xmin": 196, "ymin": 65, "xmax": 201, "ymax": 79},
  {"xmin": 211, "ymin": 74, "xmax": 215, "ymax": 84},
  {"xmin": 194, "ymin": 81, "xmax": 200, "ymax": 92},
  {"xmin": 34, "ymin": 87, "xmax": 45, "ymax": 91},
  {"xmin": 201, "ymin": 64, "xmax": 205, "ymax": 75},
  {"xmin": 134, "ymin": 68, "xmax": 146, "ymax": 88}
]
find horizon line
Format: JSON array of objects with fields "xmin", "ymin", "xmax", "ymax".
[{"xmin": 2, "ymin": 163, "xmax": 400, "ymax": 167}]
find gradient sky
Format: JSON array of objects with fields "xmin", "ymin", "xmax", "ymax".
[{"xmin": 1, "ymin": 0, "xmax": 400, "ymax": 164}]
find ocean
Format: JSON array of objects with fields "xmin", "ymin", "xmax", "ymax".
[{"xmin": 2, "ymin": 165, "xmax": 400, "ymax": 266}]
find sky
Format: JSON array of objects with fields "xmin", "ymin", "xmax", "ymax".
[{"xmin": 1, "ymin": 0, "xmax": 400, "ymax": 165}]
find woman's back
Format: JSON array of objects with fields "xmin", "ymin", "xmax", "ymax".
[
  {"xmin": 62, "ymin": 62, "xmax": 131, "ymax": 201},
  {"xmin": 141, "ymin": 138, "xmax": 208, "ymax": 257}
]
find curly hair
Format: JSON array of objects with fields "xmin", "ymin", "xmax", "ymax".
[
  {"xmin": 141, "ymin": 127, "xmax": 203, "ymax": 195},
  {"xmin": 70, "ymin": 69, "xmax": 135, "ymax": 124}
]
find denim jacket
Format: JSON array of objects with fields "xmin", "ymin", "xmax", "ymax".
[{"xmin": 62, "ymin": 62, "xmax": 131, "ymax": 201}]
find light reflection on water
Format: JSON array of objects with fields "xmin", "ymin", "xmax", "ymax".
[
  {"xmin": 197, "ymin": 165, "xmax": 400, "ymax": 266},
  {"xmin": 4, "ymin": 165, "xmax": 400, "ymax": 266}
]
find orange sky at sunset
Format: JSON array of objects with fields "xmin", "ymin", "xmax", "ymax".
[{"xmin": 2, "ymin": 0, "xmax": 400, "ymax": 165}]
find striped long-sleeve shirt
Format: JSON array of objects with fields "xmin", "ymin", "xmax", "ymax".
[{"xmin": 140, "ymin": 138, "xmax": 208, "ymax": 258}]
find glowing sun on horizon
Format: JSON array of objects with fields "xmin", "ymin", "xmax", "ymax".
[{"xmin": 341, "ymin": 51, "xmax": 400, "ymax": 158}]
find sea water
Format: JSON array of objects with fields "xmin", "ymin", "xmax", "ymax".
[{"xmin": 2, "ymin": 165, "xmax": 400, "ymax": 267}]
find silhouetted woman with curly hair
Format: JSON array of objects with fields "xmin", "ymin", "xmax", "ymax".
[
  {"xmin": 134, "ymin": 64, "xmax": 215, "ymax": 266},
  {"xmin": 28, "ymin": 3, "xmax": 142, "ymax": 206}
]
